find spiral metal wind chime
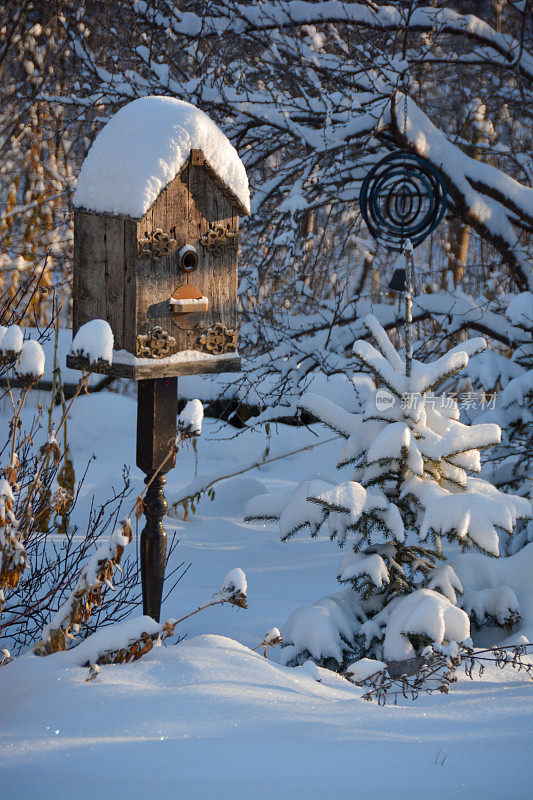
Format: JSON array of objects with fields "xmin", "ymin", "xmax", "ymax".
[{"xmin": 359, "ymin": 150, "xmax": 447, "ymax": 376}]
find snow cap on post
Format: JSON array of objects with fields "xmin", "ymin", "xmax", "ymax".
[
  {"xmin": 1, "ymin": 326, "xmax": 23, "ymax": 359},
  {"xmin": 70, "ymin": 319, "xmax": 114, "ymax": 365},
  {"xmin": 73, "ymin": 96, "xmax": 250, "ymax": 218},
  {"xmin": 15, "ymin": 340, "xmax": 45, "ymax": 386}
]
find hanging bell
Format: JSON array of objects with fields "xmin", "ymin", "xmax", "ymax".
[{"xmin": 388, "ymin": 268, "xmax": 407, "ymax": 292}]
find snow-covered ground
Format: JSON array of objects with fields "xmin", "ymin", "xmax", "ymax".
[{"xmin": 1, "ymin": 392, "xmax": 532, "ymax": 799}]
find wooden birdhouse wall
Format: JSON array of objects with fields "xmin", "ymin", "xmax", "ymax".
[
  {"xmin": 71, "ymin": 149, "xmax": 241, "ymax": 378},
  {"xmin": 73, "ymin": 211, "xmax": 137, "ymax": 352},
  {"xmin": 135, "ymin": 152, "xmax": 239, "ymax": 355}
]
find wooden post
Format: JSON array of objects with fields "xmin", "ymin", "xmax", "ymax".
[{"xmin": 136, "ymin": 377, "xmax": 178, "ymax": 621}]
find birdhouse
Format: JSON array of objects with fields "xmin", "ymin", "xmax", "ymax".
[{"xmin": 67, "ymin": 96, "xmax": 250, "ymax": 379}]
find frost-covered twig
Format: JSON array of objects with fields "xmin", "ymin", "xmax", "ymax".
[
  {"xmin": 0, "ymin": 329, "xmax": 48, "ymax": 606},
  {"xmin": 77, "ymin": 569, "xmax": 248, "ymax": 671},
  {"xmin": 252, "ymin": 627, "xmax": 283, "ymax": 658},
  {"xmin": 1, "ymin": 464, "xmax": 136, "ymax": 655},
  {"xmin": 171, "ymin": 434, "xmax": 341, "ymax": 519},
  {"xmin": 16, "ymin": 371, "xmax": 89, "ymax": 542},
  {"xmin": 33, "ymin": 517, "xmax": 133, "ymax": 655},
  {"xmin": 345, "ymin": 643, "xmax": 533, "ymax": 705},
  {"xmin": 0, "ymin": 478, "xmax": 26, "ymax": 604}
]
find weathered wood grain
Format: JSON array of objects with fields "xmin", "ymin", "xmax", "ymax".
[
  {"xmin": 123, "ymin": 219, "xmax": 138, "ymax": 352},
  {"xmin": 136, "ymin": 166, "xmax": 190, "ymax": 352},
  {"xmin": 186, "ymin": 156, "xmax": 238, "ymax": 353},
  {"xmin": 136, "ymin": 378, "xmax": 178, "ymax": 474},
  {"xmin": 73, "ymin": 212, "xmax": 130, "ymax": 351},
  {"xmin": 66, "ymin": 353, "xmax": 241, "ymax": 379},
  {"xmin": 190, "ymin": 148, "xmax": 248, "ymax": 216},
  {"xmin": 104, "ymin": 216, "xmax": 125, "ymax": 349},
  {"xmin": 135, "ymin": 154, "xmax": 239, "ymax": 361},
  {"xmin": 73, "ymin": 210, "xmax": 107, "ymax": 334}
]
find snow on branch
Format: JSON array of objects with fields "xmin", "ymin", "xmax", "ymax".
[
  {"xmin": 170, "ymin": 3, "xmax": 533, "ymax": 83},
  {"xmin": 280, "ymin": 590, "xmax": 365, "ymax": 667},
  {"xmin": 403, "ymin": 476, "xmax": 531, "ymax": 555},
  {"xmin": 338, "ymin": 552, "xmax": 390, "ymax": 589},
  {"xmin": 392, "ymin": 93, "xmax": 533, "ymax": 290},
  {"xmin": 74, "ymin": 570, "xmax": 249, "ymax": 671},
  {"xmin": 298, "ymin": 393, "xmax": 359, "ymax": 436},
  {"xmin": 0, "ymin": 325, "xmax": 23, "ymax": 359},
  {"xmin": 363, "ymin": 314, "xmax": 404, "ymax": 374},
  {"xmin": 369, "ymin": 588, "xmax": 471, "ymax": 663},
  {"xmin": 177, "ymin": 399, "xmax": 204, "ymax": 440},
  {"xmin": 212, "ymin": 568, "xmax": 248, "ymax": 608},
  {"xmin": 405, "ymin": 294, "xmax": 526, "ymax": 348},
  {"xmin": 14, "ymin": 340, "xmax": 45, "ymax": 386},
  {"xmin": 353, "ymin": 339, "xmax": 408, "ymax": 397}
]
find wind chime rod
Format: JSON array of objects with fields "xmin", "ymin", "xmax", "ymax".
[
  {"xmin": 398, "ymin": 90, "xmax": 413, "ymax": 381},
  {"xmin": 403, "ymin": 239, "xmax": 414, "ymax": 379}
]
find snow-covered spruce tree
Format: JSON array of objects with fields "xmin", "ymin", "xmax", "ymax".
[
  {"xmin": 474, "ymin": 292, "xmax": 533, "ymax": 554},
  {"xmin": 245, "ymin": 315, "xmax": 531, "ymax": 668}
]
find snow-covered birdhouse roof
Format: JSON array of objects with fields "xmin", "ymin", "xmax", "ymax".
[{"xmin": 73, "ymin": 96, "xmax": 250, "ymax": 218}]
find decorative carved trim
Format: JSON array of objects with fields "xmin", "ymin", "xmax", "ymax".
[
  {"xmin": 198, "ymin": 323, "xmax": 238, "ymax": 355},
  {"xmin": 138, "ymin": 229, "xmax": 177, "ymax": 262},
  {"xmin": 136, "ymin": 327, "xmax": 176, "ymax": 359},
  {"xmin": 199, "ymin": 224, "xmax": 239, "ymax": 258}
]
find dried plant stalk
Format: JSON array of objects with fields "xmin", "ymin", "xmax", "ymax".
[
  {"xmin": 78, "ymin": 580, "xmax": 248, "ymax": 672},
  {"xmin": 33, "ymin": 518, "xmax": 133, "ymax": 655}
]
